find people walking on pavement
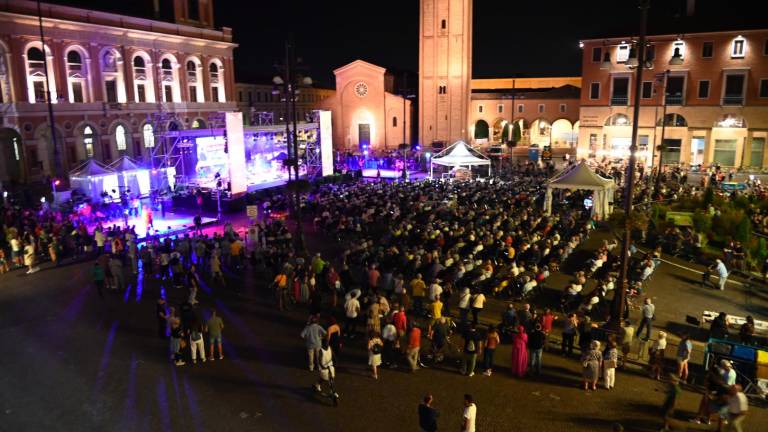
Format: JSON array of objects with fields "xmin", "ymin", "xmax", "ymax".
[
  {"xmin": 725, "ymin": 384, "xmax": 748, "ymax": 432},
  {"xmin": 716, "ymin": 259, "xmax": 729, "ymax": 290},
  {"xmin": 457, "ymin": 287, "xmax": 471, "ymax": 325},
  {"xmin": 407, "ymin": 325, "xmax": 423, "ymax": 371},
  {"xmin": 367, "ymin": 331, "xmax": 383, "ymax": 379},
  {"xmin": 470, "ymin": 290, "xmax": 486, "ymax": 326},
  {"xmin": 188, "ymin": 321, "xmax": 206, "ymax": 364},
  {"xmin": 206, "ymin": 309, "xmax": 224, "ymax": 361},
  {"xmin": 461, "ymin": 394, "xmax": 477, "ymax": 432},
  {"xmin": 661, "ymin": 374, "xmax": 682, "ymax": 430},
  {"xmin": 482, "ymin": 325, "xmax": 500, "ymax": 376},
  {"xmin": 510, "ymin": 325, "xmax": 529, "ymax": 378},
  {"xmin": 581, "ymin": 340, "xmax": 602, "ymax": 390},
  {"xmin": 326, "ymin": 317, "xmax": 342, "ymax": 360},
  {"xmin": 676, "ymin": 333, "xmax": 692, "ymax": 382},
  {"xmin": 562, "ymin": 313, "xmax": 578, "ymax": 357},
  {"xmin": 649, "ymin": 331, "xmax": 667, "ymax": 380},
  {"xmin": 418, "ymin": 394, "xmax": 439, "ymax": 432},
  {"xmin": 528, "ymin": 323, "xmax": 546, "ymax": 375},
  {"xmin": 344, "ymin": 289, "xmax": 361, "ymax": 338},
  {"xmin": 301, "ymin": 315, "xmax": 327, "ymax": 372},
  {"xmin": 603, "ymin": 340, "xmax": 618, "ymax": 389},
  {"xmin": 156, "ymin": 297, "xmax": 168, "ymax": 338},
  {"xmin": 313, "ymin": 339, "xmax": 338, "ymax": 403},
  {"xmin": 461, "ymin": 323, "xmax": 480, "ymax": 377},
  {"xmin": 381, "ymin": 318, "xmax": 398, "ymax": 368},
  {"xmin": 636, "ymin": 297, "xmax": 655, "ymax": 341},
  {"xmin": 92, "ymin": 262, "xmax": 106, "ymax": 298}
]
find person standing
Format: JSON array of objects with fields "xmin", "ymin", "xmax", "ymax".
[
  {"xmin": 168, "ymin": 314, "xmax": 185, "ymax": 366},
  {"xmin": 407, "ymin": 325, "xmax": 422, "ymax": 371},
  {"xmin": 661, "ymin": 374, "xmax": 682, "ymax": 430},
  {"xmin": 539, "ymin": 308, "xmax": 556, "ymax": 351},
  {"xmin": 301, "ymin": 316, "xmax": 327, "ymax": 372},
  {"xmin": 188, "ymin": 321, "xmax": 206, "ymax": 364},
  {"xmin": 716, "ymin": 259, "xmax": 729, "ymax": 291},
  {"xmin": 636, "ymin": 298, "xmax": 655, "ymax": 341},
  {"xmin": 326, "ymin": 317, "xmax": 342, "ymax": 360},
  {"xmin": 649, "ymin": 331, "xmax": 667, "ymax": 380},
  {"xmin": 367, "ymin": 331, "xmax": 383, "ymax": 379},
  {"xmin": 92, "ymin": 262, "xmax": 106, "ymax": 298},
  {"xmin": 461, "ymin": 323, "xmax": 480, "ymax": 377},
  {"xmin": 561, "ymin": 313, "xmax": 578, "ymax": 357},
  {"xmin": 482, "ymin": 326, "xmax": 500, "ymax": 376},
  {"xmin": 457, "ymin": 287, "xmax": 471, "ymax": 325},
  {"xmin": 676, "ymin": 333, "xmax": 692, "ymax": 382},
  {"xmin": 381, "ymin": 318, "xmax": 398, "ymax": 368},
  {"xmin": 461, "ymin": 394, "xmax": 477, "ymax": 432},
  {"xmin": 344, "ymin": 290, "xmax": 361, "ymax": 338},
  {"xmin": 581, "ymin": 340, "xmax": 602, "ymax": 390},
  {"xmin": 410, "ymin": 274, "xmax": 427, "ymax": 315},
  {"xmin": 418, "ymin": 394, "xmax": 439, "ymax": 432},
  {"xmin": 603, "ymin": 340, "xmax": 618, "ymax": 389},
  {"xmin": 725, "ymin": 384, "xmax": 748, "ymax": 432},
  {"xmin": 470, "ymin": 290, "xmax": 486, "ymax": 326},
  {"xmin": 510, "ymin": 325, "xmax": 529, "ymax": 378},
  {"xmin": 23, "ymin": 241, "xmax": 39, "ymax": 274},
  {"xmin": 528, "ymin": 323, "xmax": 546, "ymax": 375},
  {"xmin": 206, "ymin": 309, "xmax": 224, "ymax": 361}
]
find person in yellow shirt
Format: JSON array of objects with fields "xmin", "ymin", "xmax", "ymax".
[
  {"xmin": 428, "ymin": 298, "xmax": 443, "ymax": 333},
  {"xmin": 230, "ymin": 237, "xmax": 243, "ymax": 269},
  {"xmin": 273, "ymin": 271, "xmax": 288, "ymax": 310},
  {"xmin": 409, "ymin": 273, "xmax": 427, "ymax": 315}
]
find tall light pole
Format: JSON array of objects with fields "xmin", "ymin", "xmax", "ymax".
[
  {"xmin": 654, "ymin": 69, "xmax": 670, "ymax": 197},
  {"xmin": 610, "ymin": 0, "xmax": 649, "ymax": 329},
  {"xmin": 274, "ymin": 39, "xmax": 311, "ymax": 252},
  {"xmin": 37, "ymin": 0, "xmax": 62, "ymax": 182}
]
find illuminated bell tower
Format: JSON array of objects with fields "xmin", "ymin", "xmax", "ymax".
[{"xmin": 419, "ymin": 0, "xmax": 473, "ymax": 146}]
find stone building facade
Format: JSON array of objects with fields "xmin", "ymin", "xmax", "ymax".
[
  {"xmin": 578, "ymin": 29, "xmax": 768, "ymax": 169},
  {"xmin": 0, "ymin": 0, "xmax": 237, "ymax": 184}
]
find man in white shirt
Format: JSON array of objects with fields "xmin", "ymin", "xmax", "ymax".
[
  {"xmin": 726, "ymin": 384, "xmax": 748, "ymax": 432},
  {"xmin": 462, "ymin": 394, "xmax": 477, "ymax": 432},
  {"xmin": 470, "ymin": 291, "xmax": 485, "ymax": 325},
  {"xmin": 428, "ymin": 280, "xmax": 443, "ymax": 302},
  {"xmin": 344, "ymin": 291, "xmax": 361, "ymax": 338}
]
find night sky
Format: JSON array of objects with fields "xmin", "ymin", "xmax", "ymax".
[{"xmin": 48, "ymin": 0, "xmax": 765, "ymax": 88}]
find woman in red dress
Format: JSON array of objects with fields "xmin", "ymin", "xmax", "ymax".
[{"xmin": 510, "ymin": 325, "xmax": 529, "ymax": 377}]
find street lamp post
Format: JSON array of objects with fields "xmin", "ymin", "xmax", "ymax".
[
  {"xmin": 274, "ymin": 39, "xmax": 311, "ymax": 252},
  {"xmin": 37, "ymin": 0, "xmax": 62, "ymax": 182},
  {"xmin": 610, "ymin": 0, "xmax": 649, "ymax": 329},
  {"xmin": 654, "ymin": 70, "xmax": 670, "ymax": 197}
]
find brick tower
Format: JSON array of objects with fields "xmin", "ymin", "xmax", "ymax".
[{"xmin": 419, "ymin": 0, "xmax": 473, "ymax": 147}]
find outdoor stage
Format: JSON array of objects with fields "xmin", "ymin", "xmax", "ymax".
[
  {"xmin": 361, "ymin": 168, "xmax": 428, "ymax": 180},
  {"xmin": 86, "ymin": 210, "xmax": 218, "ymax": 242}
]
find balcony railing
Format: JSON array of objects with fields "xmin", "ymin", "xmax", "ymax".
[
  {"xmin": 665, "ymin": 94, "xmax": 683, "ymax": 105},
  {"xmin": 610, "ymin": 95, "xmax": 629, "ymax": 106},
  {"xmin": 722, "ymin": 95, "xmax": 744, "ymax": 105}
]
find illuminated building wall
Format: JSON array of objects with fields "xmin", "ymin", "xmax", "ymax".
[
  {"xmin": 0, "ymin": 0, "xmax": 237, "ymax": 183},
  {"xmin": 317, "ymin": 60, "xmax": 412, "ymax": 153},
  {"xmin": 578, "ymin": 29, "xmax": 768, "ymax": 168},
  {"xmin": 419, "ymin": 0, "xmax": 473, "ymax": 147}
]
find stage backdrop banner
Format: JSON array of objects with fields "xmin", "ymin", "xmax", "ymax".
[
  {"xmin": 319, "ymin": 110, "xmax": 334, "ymax": 177},
  {"xmin": 226, "ymin": 112, "xmax": 247, "ymax": 195}
]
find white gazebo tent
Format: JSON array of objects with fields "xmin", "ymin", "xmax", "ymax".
[
  {"xmin": 68, "ymin": 159, "xmax": 118, "ymax": 203},
  {"xmin": 430, "ymin": 140, "xmax": 491, "ymax": 178},
  {"xmin": 544, "ymin": 161, "xmax": 616, "ymax": 219},
  {"xmin": 109, "ymin": 156, "xmax": 151, "ymax": 197}
]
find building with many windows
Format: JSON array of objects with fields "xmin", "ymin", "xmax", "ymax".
[
  {"xmin": 234, "ymin": 82, "xmax": 334, "ymax": 127},
  {"xmin": 0, "ymin": 0, "xmax": 237, "ymax": 184},
  {"xmin": 578, "ymin": 29, "xmax": 768, "ymax": 169},
  {"xmin": 468, "ymin": 77, "xmax": 581, "ymax": 153}
]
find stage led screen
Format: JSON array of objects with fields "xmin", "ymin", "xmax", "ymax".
[{"xmin": 195, "ymin": 136, "xmax": 229, "ymax": 187}]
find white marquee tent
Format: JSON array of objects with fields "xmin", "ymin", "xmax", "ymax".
[
  {"xmin": 69, "ymin": 159, "xmax": 118, "ymax": 203},
  {"xmin": 429, "ymin": 140, "xmax": 491, "ymax": 178},
  {"xmin": 544, "ymin": 161, "xmax": 616, "ymax": 219},
  {"xmin": 109, "ymin": 156, "xmax": 151, "ymax": 197}
]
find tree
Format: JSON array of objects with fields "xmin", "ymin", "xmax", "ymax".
[{"xmin": 734, "ymin": 216, "xmax": 752, "ymax": 243}]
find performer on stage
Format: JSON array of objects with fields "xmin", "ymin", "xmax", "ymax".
[{"xmin": 144, "ymin": 206, "xmax": 154, "ymax": 231}]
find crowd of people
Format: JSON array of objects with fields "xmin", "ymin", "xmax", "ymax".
[{"xmin": 1, "ymin": 157, "xmax": 759, "ymax": 430}]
